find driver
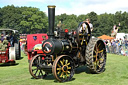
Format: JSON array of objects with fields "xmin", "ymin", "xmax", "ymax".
[
  {"xmin": 79, "ymin": 19, "xmax": 93, "ymax": 33},
  {"xmin": 85, "ymin": 18, "xmax": 93, "ymax": 31}
]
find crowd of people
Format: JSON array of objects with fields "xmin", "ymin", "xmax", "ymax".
[{"xmin": 104, "ymin": 38, "xmax": 128, "ymax": 56}]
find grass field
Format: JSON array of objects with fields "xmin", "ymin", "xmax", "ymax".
[{"xmin": 0, "ymin": 53, "xmax": 128, "ymax": 85}]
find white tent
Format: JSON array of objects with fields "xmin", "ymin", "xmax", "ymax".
[{"xmin": 116, "ymin": 33, "xmax": 128, "ymax": 40}]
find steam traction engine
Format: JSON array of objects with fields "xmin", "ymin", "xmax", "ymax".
[{"xmin": 29, "ymin": 5, "xmax": 107, "ymax": 82}]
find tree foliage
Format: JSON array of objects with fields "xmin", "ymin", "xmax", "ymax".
[
  {"xmin": 0, "ymin": 5, "xmax": 128, "ymax": 36},
  {"xmin": 0, "ymin": 5, "xmax": 48, "ymax": 34}
]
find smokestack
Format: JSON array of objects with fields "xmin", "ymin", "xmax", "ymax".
[{"xmin": 47, "ymin": 5, "xmax": 56, "ymax": 38}]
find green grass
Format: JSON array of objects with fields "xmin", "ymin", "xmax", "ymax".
[{"xmin": 1, "ymin": 53, "xmax": 128, "ymax": 85}]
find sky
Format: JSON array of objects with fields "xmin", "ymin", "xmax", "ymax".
[{"xmin": 0, "ymin": 0, "xmax": 128, "ymax": 16}]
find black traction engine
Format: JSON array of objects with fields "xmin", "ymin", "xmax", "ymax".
[{"xmin": 29, "ymin": 5, "xmax": 107, "ymax": 82}]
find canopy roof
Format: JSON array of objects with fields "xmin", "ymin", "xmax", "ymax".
[
  {"xmin": 98, "ymin": 35, "xmax": 115, "ymax": 40},
  {"xmin": 0, "ymin": 28, "xmax": 18, "ymax": 33}
]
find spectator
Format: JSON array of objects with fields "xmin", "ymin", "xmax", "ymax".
[
  {"xmin": 1, "ymin": 33, "xmax": 4, "ymax": 42},
  {"xmin": 105, "ymin": 40, "xmax": 110, "ymax": 53},
  {"xmin": 111, "ymin": 40, "xmax": 116, "ymax": 54},
  {"xmin": 124, "ymin": 38, "xmax": 127, "ymax": 49}
]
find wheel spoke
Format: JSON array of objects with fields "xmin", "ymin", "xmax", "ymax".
[
  {"xmin": 57, "ymin": 67, "xmax": 62, "ymax": 70},
  {"xmin": 32, "ymin": 68, "xmax": 37, "ymax": 71},
  {"xmin": 57, "ymin": 70, "xmax": 61, "ymax": 74},
  {"xmin": 98, "ymin": 50, "xmax": 103, "ymax": 53},
  {"xmin": 63, "ymin": 75, "xmax": 65, "ymax": 78},
  {"xmin": 81, "ymin": 36, "xmax": 85, "ymax": 45},
  {"xmin": 67, "ymin": 71, "xmax": 70, "ymax": 73},
  {"xmin": 65, "ymin": 60, "xmax": 68, "ymax": 65},
  {"xmin": 98, "ymin": 44, "xmax": 101, "ymax": 48},
  {"xmin": 68, "ymin": 67, "xmax": 71, "ymax": 69},
  {"xmin": 60, "ymin": 72, "xmax": 64, "ymax": 78},
  {"xmin": 67, "ymin": 62, "xmax": 70, "ymax": 66},
  {"xmin": 40, "ymin": 69, "xmax": 43, "ymax": 75},
  {"xmin": 93, "ymin": 55, "xmax": 96, "ymax": 57},
  {"xmin": 38, "ymin": 56, "xmax": 41, "ymax": 64},
  {"xmin": 97, "ymin": 64, "xmax": 101, "ymax": 68},
  {"xmin": 93, "ymin": 61, "xmax": 98, "ymax": 70},
  {"xmin": 96, "ymin": 43, "xmax": 98, "ymax": 52},
  {"xmin": 63, "ymin": 59, "xmax": 64, "ymax": 63},
  {"xmin": 38, "ymin": 70, "xmax": 41, "ymax": 77},
  {"xmin": 57, "ymin": 64, "xmax": 61, "ymax": 67},
  {"xmin": 39, "ymin": 69, "xmax": 44, "ymax": 78},
  {"xmin": 34, "ymin": 68, "xmax": 39, "ymax": 76},
  {"xmin": 60, "ymin": 60, "xmax": 63, "ymax": 65},
  {"xmin": 99, "ymin": 58, "xmax": 104, "ymax": 62},
  {"xmin": 66, "ymin": 72, "xmax": 69, "ymax": 77}
]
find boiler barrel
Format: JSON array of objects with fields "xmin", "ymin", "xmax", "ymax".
[{"xmin": 42, "ymin": 39, "xmax": 78, "ymax": 55}]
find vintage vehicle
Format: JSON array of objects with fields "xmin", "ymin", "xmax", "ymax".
[
  {"xmin": 29, "ymin": 6, "xmax": 107, "ymax": 82},
  {"xmin": 0, "ymin": 29, "xmax": 21, "ymax": 64},
  {"xmin": 26, "ymin": 33, "xmax": 48, "ymax": 62}
]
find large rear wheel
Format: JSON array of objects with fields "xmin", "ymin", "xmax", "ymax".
[{"xmin": 85, "ymin": 38, "xmax": 107, "ymax": 73}]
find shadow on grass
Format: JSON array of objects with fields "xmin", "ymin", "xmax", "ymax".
[
  {"xmin": 121, "ymin": 76, "xmax": 128, "ymax": 79},
  {"xmin": 30, "ymin": 74, "xmax": 76, "ymax": 82},
  {"xmin": 53, "ymin": 78, "xmax": 75, "ymax": 83},
  {"xmin": 0, "ymin": 63, "xmax": 19, "ymax": 67},
  {"xmin": 17, "ymin": 56, "xmax": 24, "ymax": 60},
  {"xmin": 75, "ymin": 65, "xmax": 106, "ymax": 74},
  {"xmin": 75, "ymin": 65, "xmax": 92, "ymax": 74},
  {"xmin": 30, "ymin": 74, "xmax": 54, "ymax": 80}
]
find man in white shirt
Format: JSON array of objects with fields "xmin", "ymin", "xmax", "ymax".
[{"xmin": 85, "ymin": 18, "xmax": 93, "ymax": 32}]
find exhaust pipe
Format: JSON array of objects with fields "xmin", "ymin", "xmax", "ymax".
[{"xmin": 47, "ymin": 5, "xmax": 56, "ymax": 38}]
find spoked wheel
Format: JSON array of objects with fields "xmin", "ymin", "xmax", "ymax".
[
  {"xmin": 76, "ymin": 22, "xmax": 91, "ymax": 46},
  {"xmin": 52, "ymin": 55, "xmax": 75, "ymax": 82},
  {"xmin": 85, "ymin": 38, "xmax": 107, "ymax": 73},
  {"xmin": 29, "ymin": 55, "xmax": 47, "ymax": 79}
]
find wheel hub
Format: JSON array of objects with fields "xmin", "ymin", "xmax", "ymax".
[{"xmin": 62, "ymin": 65, "xmax": 68, "ymax": 72}]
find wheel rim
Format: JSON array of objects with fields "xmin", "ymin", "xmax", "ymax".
[
  {"xmin": 52, "ymin": 55, "xmax": 74, "ymax": 82},
  {"xmin": 29, "ymin": 55, "xmax": 47, "ymax": 79},
  {"xmin": 93, "ymin": 40, "xmax": 106, "ymax": 72},
  {"xmin": 76, "ymin": 22, "xmax": 91, "ymax": 46}
]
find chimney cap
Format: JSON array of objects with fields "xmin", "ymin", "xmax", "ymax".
[{"xmin": 47, "ymin": 5, "xmax": 56, "ymax": 8}]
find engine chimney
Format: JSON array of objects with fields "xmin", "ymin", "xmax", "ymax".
[{"xmin": 47, "ymin": 5, "xmax": 56, "ymax": 38}]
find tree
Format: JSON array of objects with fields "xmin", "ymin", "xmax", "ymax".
[{"xmin": 0, "ymin": 5, "xmax": 48, "ymax": 34}]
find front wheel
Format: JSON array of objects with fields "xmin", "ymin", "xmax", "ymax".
[{"xmin": 52, "ymin": 55, "xmax": 75, "ymax": 82}]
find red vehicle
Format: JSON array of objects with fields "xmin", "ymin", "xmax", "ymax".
[
  {"xmin": 26, "ymin": 33, "xmax": 48, "ymax": 62},
  {"xmin": 0, "ymin": 44, "xmax": 16, "ymax": 64}
]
